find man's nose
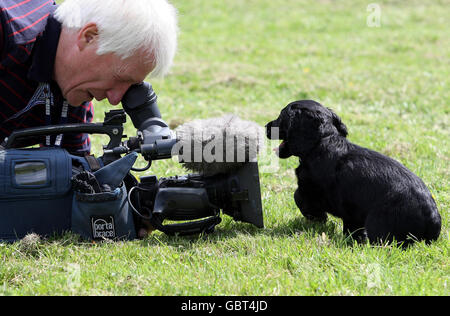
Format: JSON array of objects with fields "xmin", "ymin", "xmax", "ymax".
[{"xmin": 106, "ymin": 83, "xmax": 131, "ymax": 105}]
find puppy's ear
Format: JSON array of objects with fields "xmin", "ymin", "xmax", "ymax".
[{"xmin": 330, "ymin": 109, "xmax": 348, "ymax": 137}]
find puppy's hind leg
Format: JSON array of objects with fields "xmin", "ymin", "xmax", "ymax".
[
  {"xmin": 294, "ymin": 188, "xmax": 328, "ymax": 222},
  {"xmin": 364, "ymin": 211, "xmax": 401, "ymax": 246},
  {"xmin": 343, "ymin": 220, "xmax": 368, "ymax": 243}
]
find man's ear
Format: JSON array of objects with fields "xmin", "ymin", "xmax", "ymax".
[{"xmin": 77, "ymin": 23, "xmax": 99, "ymax": 51}]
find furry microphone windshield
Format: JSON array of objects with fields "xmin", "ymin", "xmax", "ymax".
[{"xmin": 173, "ymin": 114, "xmax": 265, "ymax": 176}]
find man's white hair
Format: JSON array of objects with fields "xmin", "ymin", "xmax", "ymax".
[{"xmin": 54, "ymin": 0, "xmax": 178, "ymax": 77}]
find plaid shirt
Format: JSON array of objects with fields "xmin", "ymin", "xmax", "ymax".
[{"xmin": 0, "ymin": 0, "xmax": 93, "ymax": 154}]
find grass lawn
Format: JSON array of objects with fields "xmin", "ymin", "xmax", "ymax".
[{"xmin": 1, "ymin": 0, "xmax": 448, "ymax": 296}]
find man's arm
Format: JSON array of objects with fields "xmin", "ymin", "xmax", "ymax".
[
  {"xmin": 0, "ymin": 24, "xmax": 3, "ymax": 55},
  {"xmin": 0, "ymin": 8, "xmax": 4, "ymax": 56}
]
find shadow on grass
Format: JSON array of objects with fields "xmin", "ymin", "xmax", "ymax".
[
  {"xmin": 14, "ymin": 215, "xmax": 359, "ymax": 252},
  {"xmin": 135, "ymin": 215, "xmax": 357, "ymax": 250},
  {"xmin": 14, "ymin": 216, "xmax": 418, "ymax": 253}
]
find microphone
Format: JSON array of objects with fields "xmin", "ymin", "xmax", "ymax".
[{"xmin": 174, "ymin": 114, "xmax": 265, "ymax": 176}]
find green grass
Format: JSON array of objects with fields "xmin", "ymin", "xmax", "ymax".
[{"xmin": 1, "ymin": 0, "xmax": 449, "ymax": 295}]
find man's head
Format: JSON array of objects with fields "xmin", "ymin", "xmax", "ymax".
[{"xmin": 53, "ymin": 0, "xmax": 178, "ymax": 106}]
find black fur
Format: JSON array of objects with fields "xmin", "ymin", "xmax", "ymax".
[{"xmin": 266, "ymin": 100, "xmax": 441, "ymax": 246}]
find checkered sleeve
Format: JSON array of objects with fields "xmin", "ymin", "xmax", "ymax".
[{"xmin": 0, "ymin": 7, "xmax": 4, "ymax": 55}]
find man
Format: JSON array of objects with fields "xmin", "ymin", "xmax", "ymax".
[{"xmin": 0, "ymin": 0, "xmax": 178, "ymax": 154}]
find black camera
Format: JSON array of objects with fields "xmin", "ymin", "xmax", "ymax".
[
  {"xmin": 129, "ymin": 162, "xmax": 263, "ymax": 235},
  {"xmin": 121, "ymin": 82, "xmax": 264, "ymax": 235},
  {"xmin": 1, "ymin": 83, "xmax": 264, "ymax": 239}
]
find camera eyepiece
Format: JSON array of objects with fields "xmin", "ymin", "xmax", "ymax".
[{"xmin": 121, "ymin": 83, "xmax": 175, "ymax": 161}]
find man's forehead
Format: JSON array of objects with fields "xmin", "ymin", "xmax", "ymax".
[{"xmin": 114, "ymin": 54, "xmax": 155, "ymax": 81}]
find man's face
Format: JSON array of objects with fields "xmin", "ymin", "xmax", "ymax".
[{"xmin": 55, "ymin": 24, "xmax": 155, "ymax": 106}]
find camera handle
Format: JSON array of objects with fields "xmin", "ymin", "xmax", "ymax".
[
  {"xmin": 4, "ymin": 123, "xmax": 122, "ymax": 149},
  {"xmin": 150, "ymin": 214, "xmax": 222, "ymax": 236},
  {"xmin": 4, "ymin": 110, "xmax": 127, "ymax": 165},
  {"xmin": 128, "ymin": 185, "xmax": 222, "ymax": 236}
]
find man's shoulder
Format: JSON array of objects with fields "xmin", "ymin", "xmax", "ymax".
[{"xmin": 1, "ymin": 0, "xmax": 57, "ymax": 46}]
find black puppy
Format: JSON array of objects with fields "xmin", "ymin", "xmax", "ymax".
[{"xmin": 266, "ymin": 100, "xmax": 441, "ymax": 245}]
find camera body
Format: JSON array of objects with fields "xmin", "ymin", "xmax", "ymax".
[
  {"xmin": 119, "ymin": 82, "xmax": 264, "ymax": 236},
  {"xmin": 0, "ymin": 83, "xmax": 264, "ymax": 240},
  {"xmin": 131, "ymin": 161, "xmax": 263, "ymax": 236}
]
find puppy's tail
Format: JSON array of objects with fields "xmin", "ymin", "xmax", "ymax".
[{"xmin": 424, "ymin": 210, "xmax": 441, "ymax": 244}]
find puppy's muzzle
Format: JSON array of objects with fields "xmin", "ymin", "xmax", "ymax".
[
  {"xmin": 265, "ymin": 121, "xmax": 274, "ymax": 139},
  {"xmin": 265, "ymin": 121, "xmax": 286, "ymax": 140},
  {"xmin": 266, "ymin": 121, "xmax": 291, "ymax": 158}
]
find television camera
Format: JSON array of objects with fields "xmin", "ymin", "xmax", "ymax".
[{"xmin": 0, "ymin": 83, "xmax": 263, "ymax": 240}]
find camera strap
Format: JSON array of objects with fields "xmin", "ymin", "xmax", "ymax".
[
  {"xmin": 43, "ymin": 83, "xmax": 68, "ymax": 147},
  {"xmin": 1, "ymin": 82, "xmax": 48, "ymax": 124},
  {"xmin": 1, "ymin": 82, "xmax": 68, "ymax": 147}
]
